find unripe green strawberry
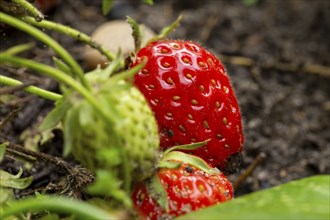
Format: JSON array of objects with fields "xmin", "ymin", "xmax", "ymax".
[{"xmin": 63, "ymin": 78, "xmax": 159, "ymax": 182}]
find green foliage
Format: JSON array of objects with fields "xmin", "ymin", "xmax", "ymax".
[
  {"xmin": 0, "ymin": 167, "xmax": 33, "ymax": 218},
  {"xmin": 102, "ymin": 0, "xmax": 113, "ymax": 16},
  {"xmin": 162, "ymin": 151, "xmax": 219, "ymax": 175},
  {"xmin": 242, "ymin": 0, "xmax": 258, "ymax": 6},
  {"xmin": 0, "ymin": 168, "xmax": 32, "ymax": 189},
  {"xmin": 0, "ymin": 195, "xmax": 118, "ymax": 220},
  {"xmin": 179, "ymin": 175, "xmax": 330, "ymax": 219},
  {"xmin": 0, "ymin": 142, "xmax": 8, "ymax": 161},
  {"xmin": 143, "ymin": 0, "xmax": 154, "ymax": 5}
]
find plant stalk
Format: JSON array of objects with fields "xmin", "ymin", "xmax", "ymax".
[
  {"xmin": 0, "ymin": 54, "xmax": 118, "ymax": 130},
  {"xmin": 10, "ymin": 0, "xmax": 44, "ymax": 21},
  {"xmin": 21, "ymin": 16, "xmax": 117, "ymax": 62},
  {"xmin": 0, "ymin": 75, "xmax": 62, "ymax": 101},
  {"xmin": 0, "ymin": 12, "xmax": 91, "ymax": 90},
  {"xmin": 0, "ymin": 196, "xmax": 117, "ymax": 219}
]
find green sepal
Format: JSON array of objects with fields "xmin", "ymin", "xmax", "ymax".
[
  {"xmin": 163, "ymin": 139, "xmax": 210, "ymax": 155},
  {"xmin": 0, "ymin": 142, "xmax": 8, "ymax": 162},
  {"xmin": 127, "ymin": 16, "xmax": 142, "ymax": 52},
  {"xmin": 0, "ymin": 168, "xmax": 33, "ymax": 189},
  {"xmin": 147, "ymin": 15, "xmax": 182, "ymax": 45},
  {"xmin": 86, "ymin": 51, "xmax": 123, "ymax": 81},
  {"xmin": 63, "ymin": 104, "xmax": 80, "ymax": 157},
  {"xmin": 162, "ymin": 151, "xmax": 220, "ymax": 175},
  {"xmin": 158, "ymin": 160, "xmax": 181, "ymax": 169},
  {"xmin": 147, "ymin": 174, "xmax": 169, "ymax": 212},
  {"xmin": 39, "ymin": 98, "xmax": 69, "ymax": 132},
  {"xmin": 110, "ymin": 57, "xmax": 147, "ymax": 83},
  {"xmin": 78, "ymin": 100, "xmax": 94, "ymax": 127}
]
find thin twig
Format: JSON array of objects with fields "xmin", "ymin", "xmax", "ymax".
[
  {"xmin": 1, "ymin": 138, "xmax": 78, "ymax": 176},
  {"xmin": 0, "ymin": 107, "xmax": 21, "ymax": 131},
  {"xmin": 234, "ymin": 152, "xmax": 266, "ymax": 189},
  {"xmin": 1, "ymin": 138, "xmax": 95, "ymax": 197},
  {"xmin": 218, "ymin": 54, "xmax": 330, "ymax": 78}
]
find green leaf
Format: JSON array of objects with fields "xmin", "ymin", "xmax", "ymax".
[
  {"xmin": 0, "ymin": 187, "xmax": 14, "ymax": 204},
  {"xmin": 0, "ymin": 168, "xmax": 33, "ymax": 189},
  {"xmin": 39, "ymin": 98, "xmax": 69, "ymax": 132},
  {"xmin": 0, "ymin": 142, "xmax": 8, "ymax": 162},
  {"xmin": 178, "ymin": 175, "xmax": 330, "ymax": 219},
  {"xmin": 102, "ymin": 0, "xmax": 113, "ymax": 16},
  {"xmin": 143, "ymin": 0, "xmax": 153, "ymax": 5},
  {"xmin": 162, "ymin": 151, "xmax": 220, "ymax": 175}
]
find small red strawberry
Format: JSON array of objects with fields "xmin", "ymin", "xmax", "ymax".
[
  {"xmin": 131, "ymin": 40, "xmax": 244, "ymax": 170},
  {"xmin": 132, "ymin": 162, "xmax": 233, "ymax": 220}
]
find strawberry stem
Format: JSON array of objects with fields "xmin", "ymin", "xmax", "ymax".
[
  {"xmin": 20, "ymin": 16, "xmax": 117, "ymax": 63},
  {"xmin": 10, "ymin": 0, "xmax": 44, "ymax": 21},
  {"xmin": 0, "ymin": 12, "xmax": 91, "ymax": 90},
  {"xmin": 0, "ymin": 54, "xmax": 117, "ymax": 125},
  {"xmin": 2, "ymin": 42, "xmax": 35, "ymax": 56},
  {"xmin": 0, "ymin": 75, "xmax": 62, "ymax": 101},
  {"xmin": 0, "ymin": 195, "xmax": 118, "ymax": 219}
]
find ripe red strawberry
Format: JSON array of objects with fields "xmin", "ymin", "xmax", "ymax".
[
  {"xmin": 131, "ymin": 40, "xmax": 244, "ymax": 170},
  {"xmin": 132, "ymin": 162, "xmax": 233, "ymax": 220}
]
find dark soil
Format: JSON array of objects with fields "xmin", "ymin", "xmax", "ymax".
[{"xmin": 1, "ymin": 0, "xmax": 329, "ymax": 199}]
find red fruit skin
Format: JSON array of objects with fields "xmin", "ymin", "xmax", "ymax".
[
  {"xmin": 132, "ymin": 163, "xmax": 233, "ymax": 220},
  {"xmin": 35, "ymin": 0, "xmax": 58, "ymax": 12},
  {"xmin": 131, "ymin": 40, "xmax": 244, "ymax": 169}
]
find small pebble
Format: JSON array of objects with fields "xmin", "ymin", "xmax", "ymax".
[{"xmin": 84, "ymin": 20, "xmax": 155, "ymax": 69}]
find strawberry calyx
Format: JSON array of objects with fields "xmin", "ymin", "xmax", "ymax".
[
  {"xmin": 159, "ymin": 139, "xmax": 220, "ymax": 175},
  {"xmin": 144, "ymin": 141, "xmax": 221, "ymax": 212}
]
